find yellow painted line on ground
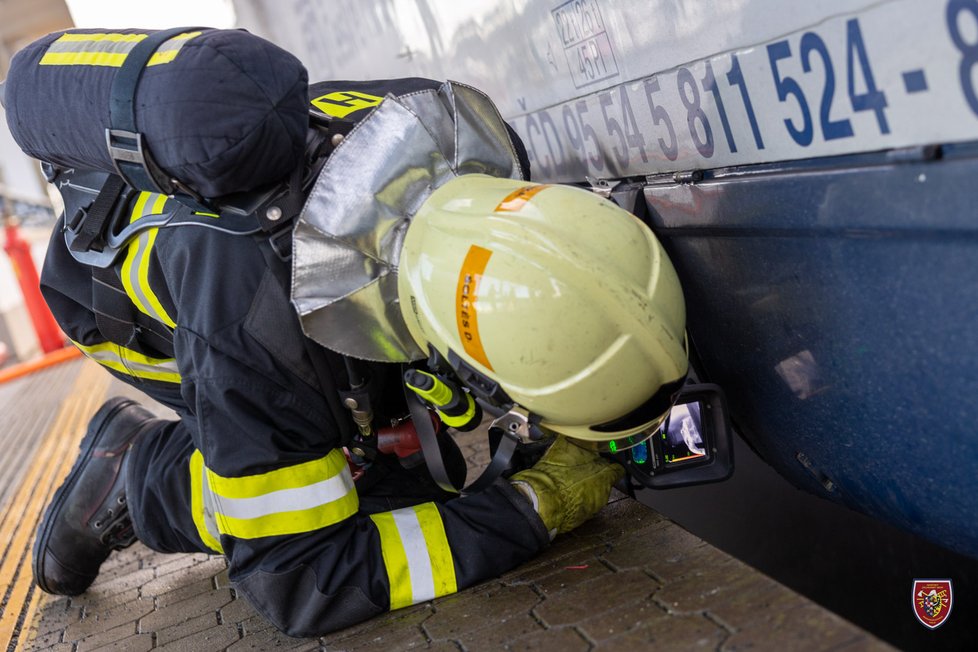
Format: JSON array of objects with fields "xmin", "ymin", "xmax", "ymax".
[{"xmin": 0, "ymin": 361, "xmax": 109, "ymax": 651}]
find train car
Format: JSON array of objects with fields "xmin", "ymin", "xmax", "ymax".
[{"xmin": 233, "ymin": 0, "xmax": 978, "ymax": 564}]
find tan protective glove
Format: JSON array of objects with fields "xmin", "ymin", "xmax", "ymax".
[{"xmin": 510, "ymin": 435, "xmax": 625, "ymax": 537}]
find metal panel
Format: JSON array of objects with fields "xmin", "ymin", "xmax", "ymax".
[
  {"xmin": 234, "ymin": 0, "xmax": 976, "ymax": 182},
  {"xmin": 644, "ymin": 144, "xmax": 978, "ymax": 557}
]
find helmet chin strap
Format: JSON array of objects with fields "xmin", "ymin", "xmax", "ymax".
[
  {"xmin": 404, "ymin": 346, "xmax": 553, "ymax": 495},
  {"xmin": 487, "ymin": 406, "xmax": 536, "ymax": 445},
  {"xmin": 403, "ymin": 380, "xmax": 524, "ymax": 495}
]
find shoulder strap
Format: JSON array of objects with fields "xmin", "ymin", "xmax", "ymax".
[
  {"xmin": 106, "ymin": 27, "xmax": 206, "ymax": 202},
  {"xmin": 300, "ymin": 335, "xmax": 357, "ymax": 446},
  {"xmin": 67, "ymin": 175, "xmax": 126, "ymax": 254}
]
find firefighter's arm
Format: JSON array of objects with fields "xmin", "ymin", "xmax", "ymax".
[
  {"xmin": 180, "ymin": 330, "xmax": 548, "ymax": 637},
  {"xmin": 163, "ymin": 231, "xmax": 549, "ymax": 636}
]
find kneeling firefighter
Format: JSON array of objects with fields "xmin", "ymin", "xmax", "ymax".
[{"xmin": 4, "ymin": 28, "xmax": 687, "ymax": 636}]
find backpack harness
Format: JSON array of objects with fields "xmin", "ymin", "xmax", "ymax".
[{"xmin": 60, "ymin": 55, "xmax": 522, "ymax": 494}]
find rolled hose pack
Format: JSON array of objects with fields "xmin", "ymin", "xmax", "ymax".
[{"xmin": 3, "ymin": 28, "xmax": 309, "ymax": 198}]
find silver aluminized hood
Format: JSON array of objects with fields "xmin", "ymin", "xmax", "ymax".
[{"xmin": 291, "ymin": 81, "xmax": 525, "ymax": 362}]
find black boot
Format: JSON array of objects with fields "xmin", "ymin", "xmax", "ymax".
[{"xmin": 33, "ymin": 397, "xmax": 159, "ymax": 596}]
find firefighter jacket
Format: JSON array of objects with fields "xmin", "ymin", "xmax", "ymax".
[{"xmin": 38, "ymin": 80, "xmax": 548, "ymax": 637}]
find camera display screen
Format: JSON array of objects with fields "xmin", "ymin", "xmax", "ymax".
[
  {"xmin": 620, "ymin": 383, "xmax": 733, "ymax": 489},
  {"xmin": 657, "ymin": 400, "xmax": 706, "ymax": 466}
]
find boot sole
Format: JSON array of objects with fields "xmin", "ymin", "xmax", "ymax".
[{"xmin": 32, "ymin": 397, "xmax": 140, "ymax": 595}]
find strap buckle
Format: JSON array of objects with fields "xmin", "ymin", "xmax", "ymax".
[
  {"xmin": 105, "ymin": 128, "xmax": 149, "ymax": 166},
  {"xmin": 268, "ymin": 226, "xmax": 293, "ymax": 261},
  {"xmin": 489, "ymin": 406, "xmax": 535, "ymax": 445},
  {"xmin": 105, "ymin": 127, "xmax": 174, "ymax": 195}
]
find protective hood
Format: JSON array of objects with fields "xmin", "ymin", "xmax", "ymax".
[{"xmin": 291, "ymin": 81, "xmax": 525, "ymax": 362}]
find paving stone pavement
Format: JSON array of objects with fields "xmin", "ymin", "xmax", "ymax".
[
  {"xmin": 22, "ymin": 491, "xmax": 893, "ymax": 651},
  {"xmin": 18, "ymin": 378, "xmax": 892, "ymax": 651}
]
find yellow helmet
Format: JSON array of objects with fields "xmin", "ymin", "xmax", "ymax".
[{"xmin": 397, "ymin": 174, "xmax": 688, "ymax": 451}]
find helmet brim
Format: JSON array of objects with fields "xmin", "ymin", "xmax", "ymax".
[{"xmin": 547, "ymin": 411, "xmax": 671, "ymax": 454}]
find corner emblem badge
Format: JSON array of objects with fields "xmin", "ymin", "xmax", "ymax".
[{"xmin": 912, "ymin": 579, "xmax": 952, "ymax": 629}]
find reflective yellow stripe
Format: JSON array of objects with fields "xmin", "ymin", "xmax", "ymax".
[
  {"xmin": 206, "ymin": 449, "xmax": 350, "ymax": 498},
  {"xmin": 121, "ymin": 193, "xmax": 176, "ymax": 328},
  {"xmin": 139, "ymin": 228, "xmax": 175, "ymax": 327},
  {"xmin": 39, "ymin": 31, "xmax": 201, "ymax": 67},
  {"xmin": 130, "ymin": 192, "xmax": 152, "ymax": 221},
  {"xmin": 214, "ymin": 491, "xmax": 359, "ymax": 539},
  {"xmin": 414, "ymin": 503, "xmax": 457, "ymax": 598},
  {"xmin": 120, "ymin": 193, "xmax": 150, "ymax": 319},
  {"xmin": 40, "ymin": 48, "xmax": 188, "ymax": 67},
  {"xmin": 370, "ymin": 503, "xmax": 457, "ymax": 610},
  {"xmin": 71, "ymin": 340, "xmax": 180, "ymax": 383},
  {"xmin": 40, "ymin": 52, "xmax": 129, "ymax": 67},
  {"xmin": 202, "ymin": 449, "xmax": 358, "ymax": 539},
  {"xmin": 370, "ymin": 512, "xmax": 413, "ymax": 610},
  {"xmin": 189, "ymin": 450, "xmax": 224, "ymax": 554}
]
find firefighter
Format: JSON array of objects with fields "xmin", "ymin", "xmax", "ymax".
[{"xmin": 17, "ymin": 80, "xmax": 687, "ymax": 636}]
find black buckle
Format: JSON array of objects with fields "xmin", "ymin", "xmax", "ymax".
[
  {"xmin": 105, "ymin": 128, "xmax": 174, "ymax": 195},
  {"xmin": 67, "ymin": 207, "xmax": 93, "ymax": 244},
  {"xmin": 64, "ymin": 175, "xmax": 135, "ymax": 262},
  {"xmin": 105, "ymin": 128, "xmax": 216, "ymax": 212},
  {"xmin": 105, "ymin": 128, "xmax": 148, "ymax": 166},
  {"xmin": 269, "ymin": 225, "xmax": 293, "ymax": 261},
  {"xmin": 446, "ymin": 348, "xmax": 513, "ymax": 406}
]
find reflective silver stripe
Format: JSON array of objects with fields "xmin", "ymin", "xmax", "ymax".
[
  {"xmin": 199, "ymin": 459, "xmax": 223, "ymax": 547},
  {"xmin": 127, "ymin": 230, "xmax": 155, "ymax": 312},
  {"xmin": 370, "ymin": 503, "xmax": 456, "ymax": 609},
  {"xmin": 123, "ymin": 228, "xmax": 176, "ymax": 327},
  {"xmin": 391, "ymin": 509, "xmax": 437, "ymax": 602},
  {"xmin": 83, "ymin": 346, "xmax": 179, "ymax": 377},
  {"xmin": 190, "ymin": 449, "xmax": 224, "ymax": 554},
  {"xmin": 211, "ymin": 472, "xmax": 354, "ymax": 521},
  {"xmin": 121, "ymin": 193, "xmax": 177, "ymax": 328},
  {"xmin": 200, "ymin": 449, "xmax": 359, "ymax": 539}
]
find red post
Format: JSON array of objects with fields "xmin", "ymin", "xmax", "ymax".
[{"xmin": 3, "ymin": 220, "xmax": 65, "ymax": 353}]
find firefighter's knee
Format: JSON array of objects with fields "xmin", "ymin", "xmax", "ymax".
[{"xmin": 234, "ymin": 564, "xmax": 384, "ymax": 637}]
